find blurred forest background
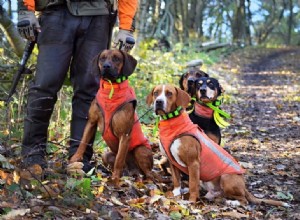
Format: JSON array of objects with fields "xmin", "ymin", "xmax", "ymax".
[{"xmin": 0, "ymin": 0, "xmax": 299, "ymax": 159}]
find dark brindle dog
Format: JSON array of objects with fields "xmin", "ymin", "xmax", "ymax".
[
  {"xmin": 189, "ymin": 76, "xmax": 225, "ymax": 145},
  {"xmin": 69, "ymin": 50, "xmax": 158, "ymax": 186}
]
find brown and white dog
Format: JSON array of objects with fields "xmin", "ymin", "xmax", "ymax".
[
  {"xmin": 69, "ymin": 50, "xmax": 157, "ymax": 186},
  {"xmin": 146, "ymin": 84, "xmax": 289, "ymax": 207}
]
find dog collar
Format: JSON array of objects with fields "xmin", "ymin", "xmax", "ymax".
[
  {"xmin": 213, "ymin": 96, "xmax": 224, "ymax": 106},
  {"xmin": 153, "ymin": 106, "xmax": 183, "ymax": 137},
  {"xmin": 160, "ymin": 106, "xmax": 183, "ymax": 120},
  {"xmin": 115, "ymin": 75, "xmax": 128, "ymax": 83},
  {"xmin": 186, "ymin": 97, "xmax": 196, "ymax": 114},
  {"xmin": 103, "ymin": 76, "xmax": 128, "ymax": 99}
]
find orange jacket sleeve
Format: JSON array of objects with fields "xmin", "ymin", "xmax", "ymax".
[
  {"xmin": 118, "ymin": 0, "xmax": 138, "ymax": 31},
  {"xmin": 19, "ymin": 0, "xmax": 35, "ymax": 11}
]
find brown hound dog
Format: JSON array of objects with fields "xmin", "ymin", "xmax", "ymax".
[
  {"xmin": 146, "ymin": 84, "xmax": 289, "ymax": 207},
  {"xmin": 70, "ymin": 50, "xmax": 156, "ymax": 186}
]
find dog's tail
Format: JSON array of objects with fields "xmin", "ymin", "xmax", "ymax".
[{"xmin": 245, "ymin": 189, "xmax": 290, "ymax": 207}]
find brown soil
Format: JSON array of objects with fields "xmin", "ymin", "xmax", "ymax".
[{"xmin": 213, "ymin": 47, "xmax": 300, "ymax": 219}]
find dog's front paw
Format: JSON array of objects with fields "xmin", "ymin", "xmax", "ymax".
[
  {"xmin": 225, "ymin": 200, "xmax": 241, "ymax": 207},
  {"xmin": 189, "ymin": 196, "xmax": 197, "ymax": 203},
  {"xmin": 67, "ymin": 162, "xmax": 85, "ymax": 176},
  {"xmin": 172, "ymin": 187, "xmax": 182, "ymax": 197},
  {"xmin": 69, "ymin": 154, "xmax": 83, "ymax": 163},
  {"xmin": 112, "ymin": 174, "xmax": 120, "ymax": 188}
]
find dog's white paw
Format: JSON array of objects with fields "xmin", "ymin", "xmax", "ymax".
[
  {"xmin": 282, "ymin": 202, "xmax": 291, "ymax": 208},
  {"xmin": 225, "ymin": 200, "xmax": 241, "ymax": 207},
  {"xmin": 204, "ymin": 192, "xmax": 216, "ymax": 201},
  {"xmin": 172, "ymin": 187, "xmax": 181, "ymax": 197}
]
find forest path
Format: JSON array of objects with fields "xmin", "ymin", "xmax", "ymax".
[{"xmin": 213, "ymin": 47, "xmax": 300, "ymax": 219}]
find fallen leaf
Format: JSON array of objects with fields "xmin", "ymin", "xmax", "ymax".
[
  {"xmin": 220, "ymin": 210, "xmax": 249, "ymax": 218},
  {"xmin": 239, "ymin": 161, "xmax": 254, "ymax": 169},
  {"xmin": 0, "ymin": 170, "xmax": 13, "ymax": 185},
  {"xmin": 169, "ymin": 211, "xmax": 182, "ymax": 220},
  {"xmin": 1, "ymin": 208, "xmax": 30, "ymax": 219},
  {"xmin": 149, "ymin": 195, "xmax": 162, "ymax": 204},
  {"xmin": 111, "ymin": 196, "xmax": 124, "ymax": 206}
]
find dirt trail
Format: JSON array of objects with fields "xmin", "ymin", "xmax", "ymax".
[{"xmin": 214, "ymin": 47, "xmax": 300, "ymax": 219}]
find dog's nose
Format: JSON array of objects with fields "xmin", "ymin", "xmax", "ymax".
[
  {"xmin": 155, "ymin": 99, "xmax": 164, "ymax": 107},
  {"xmin": 188, "ymin": 79, "xmax": 194, "ymax": 86},
  {"xmin": 200, "ymin": 88, "xmax": 206, "ymax": 94},
  {"xmin": 103, "ymin": 62, "xmax": 111, "ymax": 69}
]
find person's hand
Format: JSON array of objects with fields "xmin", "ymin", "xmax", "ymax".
[
  {"xmin": 17, "ymin": 10, "xmax": 41, "ymax": 41},
  {"xmin": 112, "ymin": 29, "xmax": 135, "ymax": 52}
]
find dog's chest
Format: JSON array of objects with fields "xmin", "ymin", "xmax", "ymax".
[{"xmin": 159, "ymin": 139, "xmax": 187, "ymax": 168}]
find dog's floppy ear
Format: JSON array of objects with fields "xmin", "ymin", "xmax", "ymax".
[
  {"xmin": 119, "ymin": 50, "xmax": 137, "ymax": 76},
  {"xmin": 91, "ymin": 53, "xmax": 101, "ymax": 75},
  {"xmin": 179, "ymin": 72, "xmax": 187, "ymax": 90},
  {"xmin": 198, "ymin": 70, "xmax": 209, "ymax": 77},
  {"xmin": 175, "ymin": 87, "xmax": 191, "ymax": 109},
  {"xmin": 215, "ymin": 79, "xmax": 224, "ymax": 95},
  {"xmin": 146, "ymin": 87, "xmax": 155, "ymax": 107}
]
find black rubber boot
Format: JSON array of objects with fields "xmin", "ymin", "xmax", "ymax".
[{"xmin": 21, "ymin": 88, "xmax": 57, "ymax": 169}]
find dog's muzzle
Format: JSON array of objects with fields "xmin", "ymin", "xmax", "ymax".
[
  {"xmin": 101, "ymin": 62, "xmax": 118, "ymax": 79},
  {"xmin": 200, "ymin": 88, "xmax": 207, "ymax": 96},
  {"xmin": 154, "ymin": 99, "xmax": 165, "ymax": 114}
]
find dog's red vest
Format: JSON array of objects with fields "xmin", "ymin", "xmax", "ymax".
[
  {"xmin": 158, "ymin": 112, "xmax": 244, "ymax": 181},
  {"xmin": 96, "ymin": 80, "xmax": 150, "ymax": 151},
  {"xmin": 194, "ymin": 102, "xmax": 213, "ymax": 119}
]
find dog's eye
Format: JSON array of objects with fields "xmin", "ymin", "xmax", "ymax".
[
  {"xmin": 153, "ymin": 91, "xmax": 159, "ymax": 97},
  {"xmin": 166, "ymin": 91, "xmax": 172, "ymax": 97},
  {"xmin": 112, "ymin": 56, "xmax": 121, "ymax": 62},
  {"xmin": 209, "ymin": 82, "xmax": 214, "ymax": 87},
  {"xmin": 99, "ymin": 56, "xmax": 106, "ymax": 62}
]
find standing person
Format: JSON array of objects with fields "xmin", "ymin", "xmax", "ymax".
[{"xmin": 17, "ymin": 0, "xmax": 137, "ymax": 173}]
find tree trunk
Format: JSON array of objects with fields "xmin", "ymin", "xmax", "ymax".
[
  {"xmin": 0, "ymin": 5, "xmax": 25, "ymax": 57},
  {"xmin": 195, "ymin": 0, "xmax": 205, "ymax": 38},
  {"xmin": 232, "ymin": 0, "xmax": 246, "ymax": 45},
  {"xmin": 136, "ymin": 0, "xmax": 149, "ymax": 43},
  {"xmin": 170, "ymin": 0, "xmax": 179, "ymax": 41},
  {"xmin": 245, "ymin": 0, "xmax": 252, "ymax": 45},
  {"xmin": 179, "ymin": 0, "xmax": 189, "ymax": 42},
  {"xmin": 257, "ymin": 5, "xmax": 286, "ymax": 44},
  {"xmin": 286, "ymin": 0, "xmax": 293, "ymax": 45}
]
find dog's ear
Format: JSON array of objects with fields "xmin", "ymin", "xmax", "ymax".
[
  {"xmin": 91, "ymin": 53, "xmax": 101, "ymax": 76},
  {"xmin": 119, "ymin": 50, "xmax": 137, "ymax": 76},
  {"xmin": 175, "ymin": 87, "xmax": 191, "ymax": 109},
  {"xmin": 146, "ymin": 87, "xmax": 155, "ymax": 107},
  {"xmin": 199, "ymin": 70, "xmax": 209, "ymax": 77},
  {"xmin": 215, "ymin": 79, "xmax": 224, "ymax": 95},
  {"xmin": 179, "ymin": 73, "xmax": 187, "ymax": 90},
  {"xmin": 219, "ymin": 83, "xmax": 225, "ymax": 94}
]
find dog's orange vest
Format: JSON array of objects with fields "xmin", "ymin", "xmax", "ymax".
[
  {"xmin": 96, "ymin": 80, "xmax": 150, "ymax": 151},
  {"xmin": 194, "ymin": 102, "xmax": 213, "ymax": 118},
  {"xmin": 159, "ymin": 112, "xmax": 244, "ymax": 181}
]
